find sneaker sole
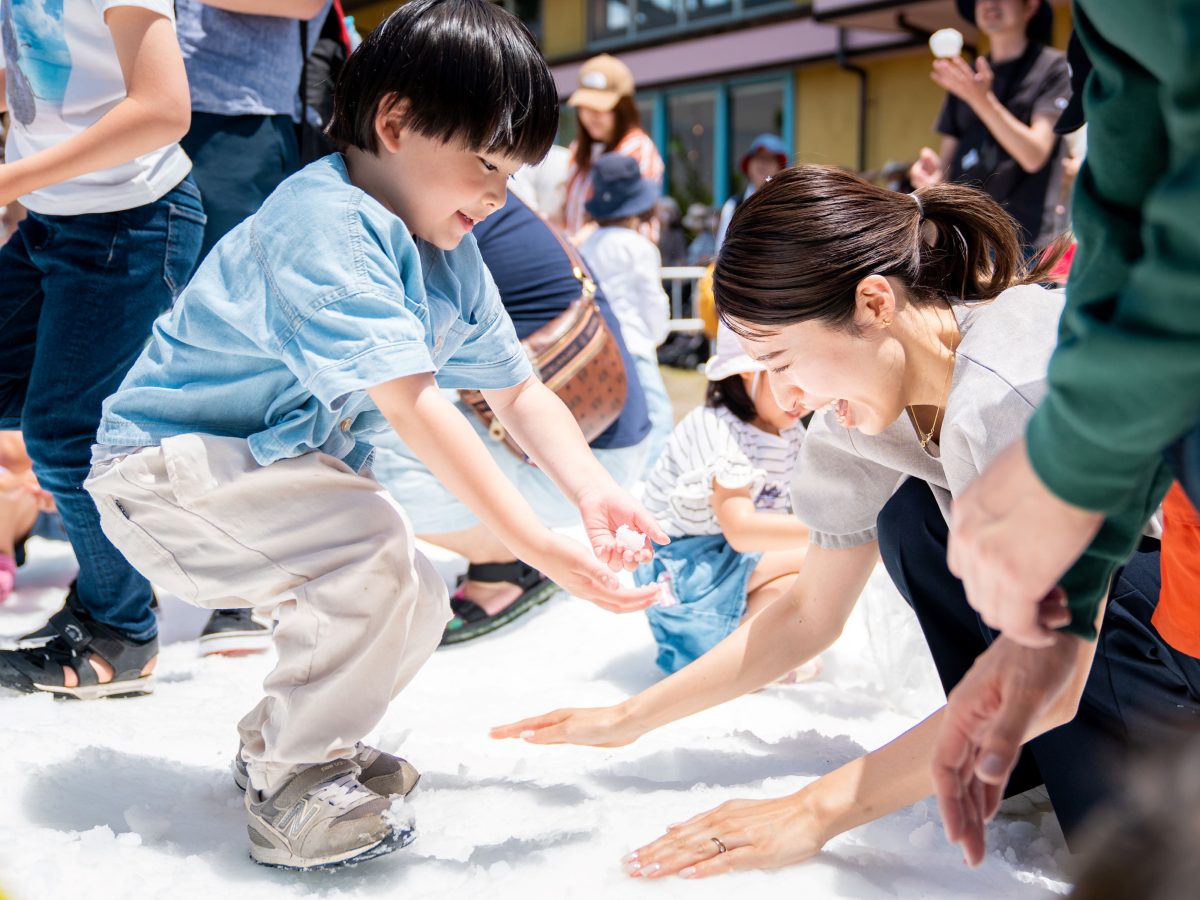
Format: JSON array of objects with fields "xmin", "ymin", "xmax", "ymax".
[
  {"xmin": 198, "ymin": 630, "xmax": 272, "ymax": 658},
  {"xmin": 34, "ymin": 674, "xmax": 156, "ymax": 701},
  {"xmin": 249, "ymin": 825, "xmax": 415, "ymax": 870},
  {"xmin": 439, "ymin": 582, "xmax": 560, "ymax": 646}
]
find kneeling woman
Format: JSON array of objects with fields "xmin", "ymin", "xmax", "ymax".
[{"xmin": 493, "ymin": 166, "xmax": 1200, "ymax": 877}]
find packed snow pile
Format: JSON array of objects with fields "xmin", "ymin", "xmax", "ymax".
[{"xmin": 0, "ymin": 536, "xmax": 1070, "ymax": 899}]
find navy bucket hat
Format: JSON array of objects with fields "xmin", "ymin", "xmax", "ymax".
[{"xmin": 585, "ymin": 152, "xmax": 659, "ymax": 221}]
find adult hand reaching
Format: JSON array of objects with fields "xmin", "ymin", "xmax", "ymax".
[
  {"xmin": 948, "ymin": 438, "xmax": 1102, "ymax": 646},
  {"xmin": 619, "ymin": 795, "xmax": 827, "ymax": 880},
  {"xmin": 933, "ymin": 632, "xmax": 1090, "ymax": 866},
  {"xmin": 931, "ymin": 55, "xmax": 995, "ymax": 112},
  {"xmin": 490, "ymin": 702, "xmax": 646, "ymax": 748}
]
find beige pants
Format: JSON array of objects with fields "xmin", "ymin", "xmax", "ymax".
[{"xmin": 85, "ymin": 434, "xmax": 450, "ymax": 794}]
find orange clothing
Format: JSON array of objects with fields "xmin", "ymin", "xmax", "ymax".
[
  {"xmin": 1152, "ymin": 483, "xmax": 1200, "ymax": 658},
  {"xmin": 563, "ymin": 128, "xmax": 664, "ymax": 241}
]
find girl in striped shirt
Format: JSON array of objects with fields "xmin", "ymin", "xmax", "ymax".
[{"xmin": 636, "ymin": 325, "xmax": 813, "ymax": 674}]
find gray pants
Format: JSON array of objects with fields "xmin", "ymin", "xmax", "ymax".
[{"xmin": 86, "ymin": 434, "xmax": 449, "ymax": 793}]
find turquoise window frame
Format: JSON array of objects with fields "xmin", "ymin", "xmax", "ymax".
[
  {"xmin": 643, "ymin": 70, "xmax": 793, "ymax": 207},
  {"xmin": 586, "ymin": 0, "xmax": 798, "ymax": 50}
]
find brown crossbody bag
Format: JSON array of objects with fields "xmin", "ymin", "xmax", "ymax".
[{"xmin": 458, "ymin": 222, "xmax": 629, "ymax": 463}]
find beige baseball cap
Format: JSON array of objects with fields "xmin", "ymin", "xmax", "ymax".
[{"xmin": 567, "ymin": 54, "xmax": 635, "ymax": 112}]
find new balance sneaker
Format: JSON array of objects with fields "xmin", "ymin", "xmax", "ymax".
[
  {"xmin": 245, "ymin": 759, "xmax": 415, "ymax": 870},
  {"xmin": 199, "ymin": 608, "xmax": 274, "ymax": 657},
  {"xmin": 233, "ymin": 742, "xmax": 421, "ymax": 798}
]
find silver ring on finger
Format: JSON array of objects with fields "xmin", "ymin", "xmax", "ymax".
[{"xmin": 711, "ymin": 837, "xmax": 728, "ymax": 854}]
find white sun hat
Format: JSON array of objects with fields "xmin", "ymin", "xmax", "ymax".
[{"xmin": 704, "ymin": 322, "xmax": 766, "ymax": 382}]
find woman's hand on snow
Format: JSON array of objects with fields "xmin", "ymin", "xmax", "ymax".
[
  {"xmin": 621, "ymin": 794, "xmax": 828, "ymax": 879},
  {"xmin": 576, "ymin": 484, "xmax": 669, "ymax": 572},
  {"xmin": 490, "ymin": 703, "xmax": 645, "ymax": 748}
]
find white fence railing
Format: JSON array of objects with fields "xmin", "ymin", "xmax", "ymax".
[{"xmin": 660, "ymin": 265, "xmax": 708, "ymax": 333}]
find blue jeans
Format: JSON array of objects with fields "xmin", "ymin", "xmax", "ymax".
[
  {"xmin": 634, "ymin": 354, "xmax": 673, "ymax": 479},
  {"xmin": 0, "ymin": 177, "xmax": 205, "ymax": 639},
  {"xmin": 636, "ymin": 534, "xmax": 761, "ymax": 674}
]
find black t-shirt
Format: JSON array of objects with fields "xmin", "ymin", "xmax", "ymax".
[
  {"xmin": 935, "ymin": 43, "xmax": 1070, "ymax": 250},
  {"xmin": 472, "ymin": 192, "xmax": 651, "ymax": 450}
]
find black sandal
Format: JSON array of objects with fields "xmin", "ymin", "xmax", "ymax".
[
  {"xmin": 0, "ymin": 605, "xmax": 157, "ymax": 699},
  {"xmin": 16, "ymin": 581, "xmax": 158, "ymax": 650},
  {"xmin": 439, "ymin": 561, "xmax": 559, "ymax": 646}
]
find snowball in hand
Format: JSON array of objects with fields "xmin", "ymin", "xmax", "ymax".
[
  {"xmin": 929, "ymin": 27, "xmax": 964, "ymax": 59},
  {"xmin": 614, "ymin": 525, "xmax": 647, "ymax": 552}
]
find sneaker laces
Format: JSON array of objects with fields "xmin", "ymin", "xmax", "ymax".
[{"xmin": 307, "ymin": 772, "xmax": 371, "ymax": 813}]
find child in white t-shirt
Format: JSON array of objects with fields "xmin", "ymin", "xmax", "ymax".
[
  {"xmin": 637, "ymin": 325, "xmax": 814, "ymax": 674},
  {"xmin": 579, "ymin": 152, "xmax": 673, "ymax": 475},
  {"xmin": 0, "ymin": 1, "xmax": 202, "ymax": 687}
]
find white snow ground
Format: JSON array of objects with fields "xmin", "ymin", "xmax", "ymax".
[{"xmin": 0, "ymin": 534, "xmax": 1071, "ymax": 900}]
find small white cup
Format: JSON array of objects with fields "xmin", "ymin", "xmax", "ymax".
[{"xmin": 929, "ymin": 27, "xmax": 964, "ymax": 59}]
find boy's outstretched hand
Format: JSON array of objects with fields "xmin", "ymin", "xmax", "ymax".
[
  {"xmin": 576, "ymin": 483, "xmax": 670, "ymax": 572},
  {"xmin": 528, "ymin": 532, "xmax": 659, "ymax": 613}
]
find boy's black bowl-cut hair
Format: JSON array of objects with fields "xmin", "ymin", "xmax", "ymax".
[{"xmin": 327, "ymin": 0, "xmax": 559, "ymax": 164}]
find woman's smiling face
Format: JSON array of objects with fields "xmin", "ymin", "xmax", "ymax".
[{"xmin": 734, "ymin": 314, "xmax": 908, "ymax": 436}]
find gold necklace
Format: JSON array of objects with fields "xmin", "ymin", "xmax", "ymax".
[{"xmin": 909, "ymin": 326, "xmax": 960, "ymax": 450}]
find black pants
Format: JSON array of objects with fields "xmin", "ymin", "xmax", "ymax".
[{"xmin": 877, "ymin": 478, "xmax": 1200, "ymax": 843}]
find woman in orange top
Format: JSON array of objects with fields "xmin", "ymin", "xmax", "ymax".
[{"xmin": 559, "ymin": 54, "xmax": 665, "ymax": 242}]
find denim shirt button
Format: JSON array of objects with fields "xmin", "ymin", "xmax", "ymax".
[{"xmin": 339, "ymin": 417, "xmax": 352, "ymax": 433}]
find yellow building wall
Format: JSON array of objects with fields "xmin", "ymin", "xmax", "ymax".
[
  {"xmin": 863, "ymin": 50, "xmax": 948, "ymax": 172},
  {"xmin": 794, "ymin": 51, "xmax": 944, "ymax": 173},
  {"xmin": 351, "ymin": 0, "xmax": 402, "ymax": 32},
  {"xmin": 542, "ymin": 0, "xmax": 587, "ymax": 59},
  {"xmin": 793, "ymin": 63, "xmax": 860, "ymax": 168}
]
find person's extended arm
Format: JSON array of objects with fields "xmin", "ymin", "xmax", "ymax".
[
  {"xmin": 198, "ymin": 0, "xmax": 327, "ymax": 18},
  {"xmin": 482, "ymin": 377, "xmax": 670, "ymax": 569},
  {"xmin": 0, "ymin": 7, "xmax": 190, "ymax": 207},
  {"xmin": 950, "ymin": 12, "xmax": 1199, "ymax": 642},
  {"xmin": 931, "ymin": 57, "xmax": 1058, "ymax": 173},
  {"xmin": 491, "ymin": 542, "xmax": 876, "ymax": 745},
  {"xmin": 369, "ymin": 374, "xmax": 657, "ymax": 612},
  {"xmin": 622, "ymin": 628, "xmax": 1094, "ymax": 878},
  {"xmin": 712, "ymin": 481, "xmax": 809, "ymax": 554}
]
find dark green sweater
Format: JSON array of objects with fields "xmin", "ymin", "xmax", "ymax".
[{"xmin": 1025, "ymin": 0, "xmax": 1200, "ymax": 637}]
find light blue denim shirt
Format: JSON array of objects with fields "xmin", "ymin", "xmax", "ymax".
[
  {"xmin": 97, "ymin": 154, "xmax": 532, "ymax": 472},
  {"xmin": 176, "ymin": 0, "xmax": 331, "ymax": 120}
]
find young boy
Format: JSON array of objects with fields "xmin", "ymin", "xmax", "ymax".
[{"xmin": 78, "ymin": 0, "xmax": 663, "ymax": 871}]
